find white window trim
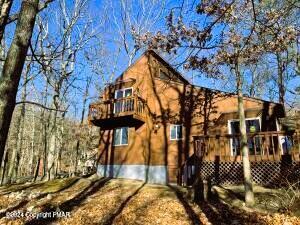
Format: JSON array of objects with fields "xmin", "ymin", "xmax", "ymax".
[
  {"xmin": 114, "ymin": 87, "xmax": 133, "ymax": 99},
  {"xmin": 227, "ymin": 117, "xmax": 261, "ymax": 156},
  {"xmin": 170, "ymin": 124, "xmax": 183, "ymax": 141},
  {"xmin": 113, "ymin": 127, "xmax": 129, "ymax": 146},
  {"xmin": 275, "ymin": 118, "xmax": 284, "ymax": 155},
  {"xmin": 113, "ymin": 87, "xmax": 133, "ymax": 114}
]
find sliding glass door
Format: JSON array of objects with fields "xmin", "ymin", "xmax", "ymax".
[
  {"xmin": 114, "ymin": 88, "xmax": 132, "ymax": 114},
  {"xmin": 229, "ymin": 118, "xmax": 261, "ymax": 156}
]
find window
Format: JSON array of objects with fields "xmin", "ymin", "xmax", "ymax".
[
  {"xmin": 114, "ymin": 88, "xmax": 133, "ymax": 113},
  {"xmin": 114, "ymin": 87, "xmax": 132, "ymax": 99},
  {"xmin": 170, "ymin": 125, "xmax": 183, "ymax": 140},
  {"xmin": 228, "ymin": 118, "xmax": 261, "ymax": 156},
  {"xmin": 113, "ymin": 127, "xmax": 128, "ymax": 146},
  {"xmin": 229, "ymin": 119, "xmax": 261, "ymax": 134},
  {"xmin": 159, "ymin": 69, "xmax": 169, "ymax": 80}
]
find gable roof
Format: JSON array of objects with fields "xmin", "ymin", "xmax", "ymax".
[
  {"xmin": 113, "ymin": 50, "xmax": 281, "ymax": 106},
  {"xmin": 193, "ymin": 84, "xmax": 281, "ymax": 105},
  {"xmin": 114, "ymin": 50, "xmax": 190, "ymax": 85},
  {"xmin": 146, "ymin": 50, "xmax": 190, "ymax": 84}
]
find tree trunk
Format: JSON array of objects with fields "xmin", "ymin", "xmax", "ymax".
[
  {"xmin": 55, "ymin": 116, "xmax": 64, "ymax": 177},
  {"xmin": 37, "ymin": 108, "xmax": 45, "ymax": 180},
  {"xmin": 47, "ymin": 107, "xmax": 58, "ymax": 180},
  {"xmin": 0, "ymin": 36, "xmax": 5, "ymax": 70},
  {"xmin": 17, "ymin": 139, "xmax": 27, "ymax": 178},
  {"xmin": 42, "ymin": 83, "xmax": 49, "ymax": 179},
  {"xmin": 235, "ymin": 62, "xmax": 255, "ymax": 206},
  {"xmin": 6, "ymin": 61, "xmax": 30, "ymax": 183},
  {"xmin": 33, "ymin": 157, "xmax": 40, "ymax": 182},
  {"xmin": 0, "ymin": 0, "xmax": 39, "ymax": 164},
  {"xmin": 0, "ymin": 0, "xmax": 13, "ymax": 43},
  {"xmin": 0, "ymin": 145, "xmax": 8, "ymax": 185},
  {"xmin": 74, "ymin": 77, "xmax": 91, "ymax": 174},
  {"xmin": 29, "ymin": 107, "xmax": 35, "ymax": 175},
  {"xmin": 47, "ymin": 131, "xmax": 56, "ymax": 180},
  {"xmin": 276, "ymin": 53, "xmax": 286, "ymax": 114}
]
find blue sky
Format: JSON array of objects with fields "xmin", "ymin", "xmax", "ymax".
[{"xmin": 4, "ymin": 0, "xmax": 300, "ymax": 120}]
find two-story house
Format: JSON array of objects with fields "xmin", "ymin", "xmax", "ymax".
[{"xmin": 88, "ymin": 50, "xmax": 288, "ymax": 184}]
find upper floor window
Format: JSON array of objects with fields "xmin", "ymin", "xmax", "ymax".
[
  {"xmin": 115, "ymin": 87, "xmax": 132, "ymax": 99},
  {"xmin": 170, "ymin": 124, "xmax": 183, "ymax": 140},
  {"xmin": 159, "ymin": 69, "xmax": 169, "ymax": 80},
  {"xmin": 113, "ymin": 127, "xmax": 128, "ymax": 146},
  {"xmin": 114, "ymin": 88, "xmax": 133, "ymax": 114}
]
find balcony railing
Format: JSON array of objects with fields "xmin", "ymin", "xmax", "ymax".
[
  {"xmin": 89, "ymin": 94, "xmax": 146, "ymax": 123},
  {"xmin": 193, "ymin": 131, "xmax": 300, "ymax": 162}
]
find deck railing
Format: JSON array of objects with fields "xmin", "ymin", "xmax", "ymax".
[
  {"xmin": 89, "ymin": 94, "xmax": 146, "ymax": 121},
  {"xmin": 193, "ymin": 131, "xmax": 300, "ymax": 162}
]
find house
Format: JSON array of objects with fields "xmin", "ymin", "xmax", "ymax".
[{"xmin": 88, "ymin": 50, "xmax": 299, "ymax": 185}]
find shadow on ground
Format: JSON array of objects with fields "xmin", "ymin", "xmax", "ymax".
[
  {"xmin": 168, "ymin": 185, "xmax": 203, "ymax": 225},
  {"xmin": 196, "ymin": 199, "xmax": 266, "ymax": 225},
  {"xmin": 101, "ymin": 183, "xmax": 145, "ymax": 225},
  {"xmin": 170, "ymin": 185, "xmax": 269, "ymax": 225},
  {"xmin": 25, "ymin": 177, "xmax": 111, "ymax": 225}
]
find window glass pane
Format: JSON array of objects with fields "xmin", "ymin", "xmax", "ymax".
[
  {"xmin": 232, "ymin": 137, "xmax": 240, "ymax": 156},
  {"xmin": 177, "ymin": 125, "xmax": 183, "ymax": 139},
  {"xmin": 230, "ymin": 121, "xmax": 240, "ymax": 156},
  {"xmin": 246, "ymin": 119, "xmax": 260, "ymax": 132},
  {"xmin": 124, "ymin": 89, "xmax": 132, "ymax": 97},
  {"xmin": 160, "ymin": 70, "xmax": 169, "ymax": 80},
  {"xmin": 245, "ymin": 119, "xmax": 261, "ymax": 154},
  {"xmin": 170, "ymin": 125, "xmax": 176, "ymax": 139},
  {"xmin": 170, "ymin": 125, "xmax": 182, "ymax": 140},
  {"xmin": 230, "ymin": 121, "xmax": 240, "ymax": 134},
  {"xmin": 121, "ymin": 127, "xmax": 128, "ymax": 145},
  {"xmin": 115, "ymin": 90, "xmax": 124, "ymax": 99},
  {"xmin": 114, "ymin": 128, "xmax": 121, "ymax": 145},
  {"xmin": 229, "ymin": 119, "xmax": 261, "ymax": 155}
]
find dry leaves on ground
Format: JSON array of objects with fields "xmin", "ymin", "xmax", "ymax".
[{"xmin": 0, "ymin": 178, "xmax": 300, "ymax": 225}]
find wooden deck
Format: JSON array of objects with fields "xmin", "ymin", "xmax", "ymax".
[
  {"xmin": 193, "ymin": 131, "xmax": 300, "ymax": 162},
  {"xmin": 88, "ymin": 95, "xmax": 146, "ymax": 128},
  {"xmin": 177, "ymin": 131, "xmax": 300, "ymax": 186}
]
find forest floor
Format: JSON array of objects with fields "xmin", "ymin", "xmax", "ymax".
[{"xmin": 0, "ymin": 176, "xmax": 299, "ymax": 225}]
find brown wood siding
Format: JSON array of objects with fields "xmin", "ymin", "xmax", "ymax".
[{"xmin": 95, "ymin": 51, "xmax": 284, "ymax": 182}]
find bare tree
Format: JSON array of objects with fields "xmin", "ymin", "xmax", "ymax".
[
  {"xmin": 74, "ymin": 76, "xmax": 92, "ymax": 174},
  {"xmin": 0, "ymin": 0, "xmax": 13, "ymax": 42},
  {"xmin": 109, "ymin": 0, "xmax": 166, "ymax": 67},
  {"xmin": 6, "ymin": 60, "xmax": 31, "ymax": 183},
  {"xmin": 33, "ymin": 0, "xmax": 98, "ymax": 180},
  {"xmin": 0, "ymin": 0, "xmax": 40, "ymax": 167}
]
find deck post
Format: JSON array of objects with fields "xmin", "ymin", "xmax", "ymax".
[
  {"xmin": 134, "ymin": 94, "xmax": 138, "ymax": 114},
  {"xmin": 216, "ymin": 135, "xmax": 221, "ymax": 160},
  {"xmin": 203, "ymin": 179, "xmax": 210, "ymax": 201},
  {"xmin": 194, "ymin": 137, "xmax": 201, "ymax": 180}
]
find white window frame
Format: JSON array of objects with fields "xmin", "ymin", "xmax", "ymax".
[
  {"xmin": 114, "ymin": 87, "xmax": 133, "ymax": 99},
  {"xmin": 227, "ymin": 117, "xmax": 261, "ymax": 156},
  {"xmin": 276, "ymin": 118, "xmax": 285, "ymax": 155},
  {"xmin": 113, "ymin": 87, "xmax": 133, "ymax": 113},
  {"xmin": 113, "ymin": 127, "xmax": 129, "ymax": 146},
  {"xmin": 170, "ymin": 124, "xmax": 183, "ymax": 140}
]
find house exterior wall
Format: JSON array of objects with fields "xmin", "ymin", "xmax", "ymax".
[{"xmin": 95, "ymin": 51, "xmax": 284, "ymax": 184}]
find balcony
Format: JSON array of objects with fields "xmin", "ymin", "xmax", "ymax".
[
  {"xmin": 193, "ymin": 131, "xmax": 300, "ymax": 162},
  {"xmin": 88, "ymin": 95, "xmax": 146, "ymax": 128}
]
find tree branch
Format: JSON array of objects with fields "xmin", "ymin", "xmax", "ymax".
[
  {"xmin": 6, "ymin": 0, "xmax": 54, "ymax": 25},
  {"xmin": 15, "ymin": 101, "xmax": 67, "ymax": 112}
]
